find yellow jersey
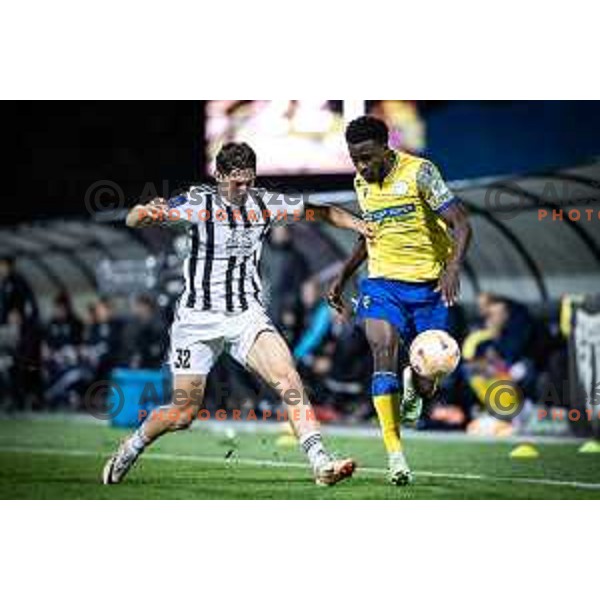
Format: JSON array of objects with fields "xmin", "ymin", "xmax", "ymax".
[{"xmin": 354, "ymin": 151, "xmax": 456, "ymax": 282}]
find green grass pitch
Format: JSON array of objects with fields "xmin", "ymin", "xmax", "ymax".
[{"xmin": 0, "ymin": 417, "xmax": 599, "ymax": 499}]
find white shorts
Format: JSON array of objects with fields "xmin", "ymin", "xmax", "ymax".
[{"xmin": 168, "ymin": 303, "xmax": 276, "ymax": 375}]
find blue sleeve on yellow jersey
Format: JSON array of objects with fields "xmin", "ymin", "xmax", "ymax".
[{"xmin": 416, "ymin": 161, "xmax": 458, "ymax": 214}]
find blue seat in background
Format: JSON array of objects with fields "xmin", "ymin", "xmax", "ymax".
[{"xmin": 109, "ymin": 368, "xmax": 170, "ymax": 428}]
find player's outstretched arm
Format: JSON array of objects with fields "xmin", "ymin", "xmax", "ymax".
[
  {"xmin": 307, "ymin": 204, "xmax": 374, "ymax": 239},
  {"xmin": 327, "ymin": 236, "xmax": 368, "ymax": 313},
  {"xmin": 125, "ymin": 198, "xmax": 168, "ymax": 228},
  {"xmin": 436, "ymin": 202, "xmax": 472, "ymax": 306}
]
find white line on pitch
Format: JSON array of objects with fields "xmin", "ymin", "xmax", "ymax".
[{"xmin": 1, "ymin": 445, "xmax": 600, "ymax": 492}]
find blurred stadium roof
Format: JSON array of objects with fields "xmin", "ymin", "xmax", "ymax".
[
  {"xmin": 2, "ymin": 159, "xmax": 599, "ymax": 310},
  {"xmin": 0, "ymin": 221, "xmax": 149, "ymax": 300}
]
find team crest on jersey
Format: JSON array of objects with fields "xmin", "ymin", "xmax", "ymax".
[
  {"xmin": 393, "ymin": 181, "xmax": 409, "ymax": 195},
  {"xmin": 362, "ymin": 295, "xmax": 371, "ymax": 309},
  {"xmin": 226, "ymin": 229, "xmax": 255, "ymax": 257}
]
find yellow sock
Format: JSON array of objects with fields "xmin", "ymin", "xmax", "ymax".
[
  {"xmin": 372, "ymin": 372, "xmax": 402, "ymax": 454},
  {"xmin": 374, "ymin": 394, "xmax": 402, "ymax": 453}
]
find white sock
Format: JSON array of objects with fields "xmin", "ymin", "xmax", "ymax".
[
  {"xmin": 299, "ymin": 432, "xmax": 329, "ymax": 469},
  {"xmin": 128, "ymin": 428, "xmax": 150, "ymax": 454}
]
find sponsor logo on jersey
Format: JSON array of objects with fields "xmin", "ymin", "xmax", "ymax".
[{"xmin": 365, "ymin": 203, "xmax": 416, "ymax": 223}]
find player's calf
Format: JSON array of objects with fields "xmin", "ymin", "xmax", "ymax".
[
  {"xmin": 102, "ymin": 375, "xmax": 206, "ymax": 485},
  {"xmin": 246, "ymin": 330, "xmax": 356, "ymax": 486},
  {"xmin": 146, "ymin": 402, "xmax": 199, "ymax": 433}
]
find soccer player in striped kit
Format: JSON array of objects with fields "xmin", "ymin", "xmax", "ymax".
[{"xmin": 103, "ymin": 142, "xmax": 371, "ymax": 487}]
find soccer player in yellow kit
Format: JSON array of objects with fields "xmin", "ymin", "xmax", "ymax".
[{"xmin": 328, "ymin": 116, "xmax": 472, "ymax": 485}]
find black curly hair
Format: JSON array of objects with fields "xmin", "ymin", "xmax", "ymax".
[
  {"xmin": 215, "ymin": 142, "xmax": 257, "ymax": 175},
  {"xmin": 345, "ymin": 116, "xmax": 389, "ymax": 146}
]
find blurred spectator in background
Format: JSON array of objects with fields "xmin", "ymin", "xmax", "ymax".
[
  {"xmin": 0, "ymin": 310, "xmax": 20, "ymax": 409},
  {"xmin": 44, "ymin": 293, "xmax": 83, "ymax": 351},
  {"xmin": 0, "ymin": 257, "xmax": 41, "ymax": 410},
  {"xmin": 294, "ymin": 279, "xmax": 332, "ymax": 364},
  {"xmin": 121, "ymin": 294, "xmax": 166, "ymax": 369},
  {"xmin": 292, "ymin": 279, "xmax": 374, "ymax": 422},
  {"xmin": 462, "ymin": 292, "xmax": 551, "ymax": 435},
  {"xmin": 476, "ymin": 293, "xmax": 536, "ymax": 365},
  {"xmin": 42, "ymin": 293, "xmax": 88, "ymax": 409},
  {"xmin": 0, "ymin": 309, "xmax": 42, "ymax": 411},
  {"xmin": 293, "ymin": 278, "xmax": 337, "ymax": 419},
  {"xmin": 82, "ymin": 297, "xmax": 123, "ymax": 382},
  {"xmin": 265, "ymin": 227, "xmax": 310, "ymax": 331},
  {"xmin": 322, "ymin": 305, "xmax": 372, "ymax": 421},
  {"xmin": 205, "ymin": 354, "xmax": 262, "ymax": 417},
  {"xmin": 0, "ymin": 256, "xmax": 39, "ymax": 326}
]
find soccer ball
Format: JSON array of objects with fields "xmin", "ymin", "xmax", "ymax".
[{"xmin": 409, "ymin": 330, "xmax": 460, "ymax": 379}]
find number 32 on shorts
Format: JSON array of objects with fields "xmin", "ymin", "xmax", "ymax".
[{"xmin": 174, "ymin": 348, "xmax": 191, "ymax": 369}]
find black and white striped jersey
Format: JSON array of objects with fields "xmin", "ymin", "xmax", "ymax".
[{"xmin": 167, "ymin": 185, "xmax": 306, "ymax": 314}]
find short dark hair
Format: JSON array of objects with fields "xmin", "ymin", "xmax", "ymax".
[
  {"xmin": 345, "ymin": 116, "xmax": 389, "ymax": 145},
  {"xmin": 215, "ymin": 142, "xmax": 257, "ymax": 175}
]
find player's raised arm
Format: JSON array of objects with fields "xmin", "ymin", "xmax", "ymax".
[
  {"xmin": 327, "ymin": 236, "xmax": 368, "ymax": 313},
  {"xmin": 307, "ymin": 203, "xmax": 374, "ymax": 239},
  {"xmin": 125, "ymin": 198, "xmax": 168, "ymax": 228},
  {"xmin": 125, "ymin": 194, "xmax": 200, "ymax": 229},
  {"xmin": 417, "ymin": 161, "xmax": 472, "ymax": 306}
]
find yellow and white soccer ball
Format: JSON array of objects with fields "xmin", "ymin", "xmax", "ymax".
[{"xmin": 409, "ymin": 330, "xmax": 460, "ymax": 379}]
